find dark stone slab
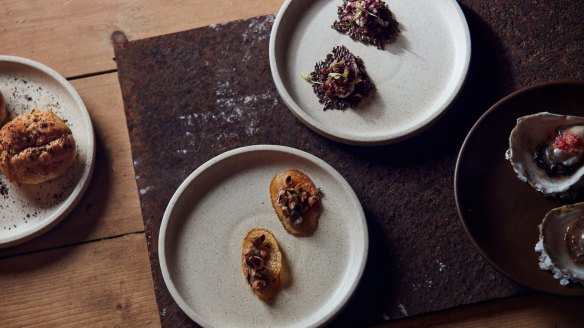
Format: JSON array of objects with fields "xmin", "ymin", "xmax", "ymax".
[{"xmin": 112, "ymin": 1, "xmax": 584, "ymax": 326}]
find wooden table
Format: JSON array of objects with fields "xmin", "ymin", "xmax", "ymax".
[{"xmin": 0, "ymin": 1, "xmax": 581, "ymax": 327}]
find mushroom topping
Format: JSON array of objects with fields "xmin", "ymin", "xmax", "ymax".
[
  {"xmin": 277, "ymin": 175, "xmax": 320, "ymax": 226},
  {"xmin": 243, "ymin": 234, "xmax": 272, "ymax": 291}
]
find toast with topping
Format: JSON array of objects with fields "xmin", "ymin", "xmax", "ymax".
[
  {"xmin": 242, "ymin": 228, "xmax": 282, "ymax": 300},
  {"xmin": 270, "ymin": 169, "xmax": 321, "ymax": 236}
]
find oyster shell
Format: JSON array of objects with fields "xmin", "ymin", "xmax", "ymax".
[
  {"xmin": 535, "ymin": 202, "xmax": 584, "ymax": 286},
  {"xmin": 506, "ymin": 112, "xmax": 584, "ymax": 197}
]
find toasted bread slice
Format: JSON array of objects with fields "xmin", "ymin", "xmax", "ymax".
[
  {"xmin": 242, "ymin": 228, "xmax": 282, "ymax": 300},
  {"xmin": 270, "ymin": 169, "xmax": 321, "ymax": 236}
]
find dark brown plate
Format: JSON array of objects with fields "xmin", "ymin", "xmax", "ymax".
[{"xmin": 455, "ymin": 81, "xmax": 584, "ymax": 296}]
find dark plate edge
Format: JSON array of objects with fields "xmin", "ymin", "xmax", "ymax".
[{"xmin": 454, "ymin": 79, "xmax": 584, "ymax": 296}]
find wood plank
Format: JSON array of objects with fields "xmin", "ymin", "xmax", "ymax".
[
  {"xmin": 0, "ymin": 0, "xmax": 284, "ymax": 78},
  {"xmin": 378, "ymin": 293, "xmax": 584, "ymax": 328},
  {"xmin": 0, "ymin": 73, "xmax": 143, "ymax": 257},
  {"xmin": 0, "ymin": 234, "xmax": 160, "ymax": 327}
]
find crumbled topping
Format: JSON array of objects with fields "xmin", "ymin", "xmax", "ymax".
[
  {"xmin": 244, "ymin": 234, "xmax": 272, "ymax": 290},
  {"xmin": 302, "ymin": 45, "xmax": 374, "ymax": 110},
  {"xmin": 276, "ymin": 175, "xmax": 320, "ymax": 226},
  {"xmin": 332, "ymin": 0, "xmax": 399, "ymax": 49}
]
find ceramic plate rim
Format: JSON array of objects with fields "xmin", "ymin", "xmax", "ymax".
[
  {"xmin": 269, "ymin": 0, "xmax": 471, "ymax": 145},
  {"xmin": 454, "ymin": 80, "xmax": 584, "ymax": 295},
  {"xmin": 0, "ymin": 55, "xmax": 95, "ymax": 248},
  {"xmin": 159, "ymin": 144, "xmax": 369, "ymax": 327}
]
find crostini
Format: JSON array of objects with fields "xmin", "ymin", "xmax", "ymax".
[
  {"xmin": 242, "ymin": 228, "xmax": 282, "ymax": 300},
  {"xmin": 270, "ymin": 169, "xmax": 321, "ymax": 236}
]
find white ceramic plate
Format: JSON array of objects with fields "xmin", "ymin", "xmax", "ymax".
[
  {"xmin": 270, "ymin": 0, "xmax": 471, "ymax": 145},
  {"xmin": 159, "ymin": 145, "xmax": 368, "ymax": 328},
  {"xmin": 0, "ymin": 55, "xmax": 95, "ymax": 248}
]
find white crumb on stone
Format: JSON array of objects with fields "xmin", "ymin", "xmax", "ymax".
[
  {"xmin": 246, "ymin": 118, "xmax": 259, "ymax": 136},
  {"xmin": 241, "ymin": 16, "xmax": 274, "ymax": 45},
  {"xmin": 398, "ymin": 303, "xmax": 408, "ymax": 316},
  {"xmin": 216, "ymin": 132, "xmax": 239, "ymax": 141},
  {"xmin": 139, "ymin": 186, "xmax": 152, "ymax": 195},
  {"xmin": 436, "ymin": 260, "xmax": 446, "ymax": 272},
  {"xmin": 209, "ymin": 22, "xmax": 226, "ymax": 30}
]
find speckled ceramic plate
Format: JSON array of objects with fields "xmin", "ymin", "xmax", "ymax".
[
  {"xmin": 159, "ymin": 145, "xmax": 368, "ymax": 328},
  {"xmin": 270, "ymin": 0, "xmax": 471, "ymax": 145},
  {"xmin": 455, "ymin": 81, "xmax": 584, "ymax": 296},
  {"xmin": 0, "ymin": 56, "xmax": 95, "ymax": 248}
]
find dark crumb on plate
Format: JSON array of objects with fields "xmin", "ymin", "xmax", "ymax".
[
  {"xmin": 302, "ymin": 45, "xmax": 374, "ymax": 111},
  {"xmin": 0, "ymin": 181, "xmax": 8, "ymax": 198},
  {"xmin": 332, "ymin": 0, "xmax": 399, "ymax": 49}
]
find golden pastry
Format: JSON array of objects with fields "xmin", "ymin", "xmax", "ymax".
[{"xmin": 0, "ymin": 109, "xmax": 76, "ymax": 184}]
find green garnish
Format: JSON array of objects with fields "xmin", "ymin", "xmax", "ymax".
[
  {"xmin": 300, "ymin": 72, "xmax": 322, "ymax": 84},
  {"xmin": 330, "ymin": 60, "xmax": 345, "ymax": 68},
  {"xmin": 328, "ymin": 69, "xmax": 350, "ymax": 79}
]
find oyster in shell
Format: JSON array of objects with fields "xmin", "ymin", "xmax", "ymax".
[
  {"xmin": 535, "ymin": 202, "xmax": 584, "ymax": 286},
  {"xmin": 506, "ymin": 112, "xmax": 584, "ymax": 197}
]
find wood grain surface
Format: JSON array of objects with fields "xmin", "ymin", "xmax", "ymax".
[
  {"xmin": 0, "ymin": 0, "xmax": 582, "ymax": 327},
  {"xmin": 0, "ymin": 234, "xmax": 159, "ymax": 327},
  {"xmin": 380, "ymin": 294, "xmax": 584, "ymax": 328},
  {"xmin": 0, "ymin": 0, "xmax": 283, "ymax": 78}
]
